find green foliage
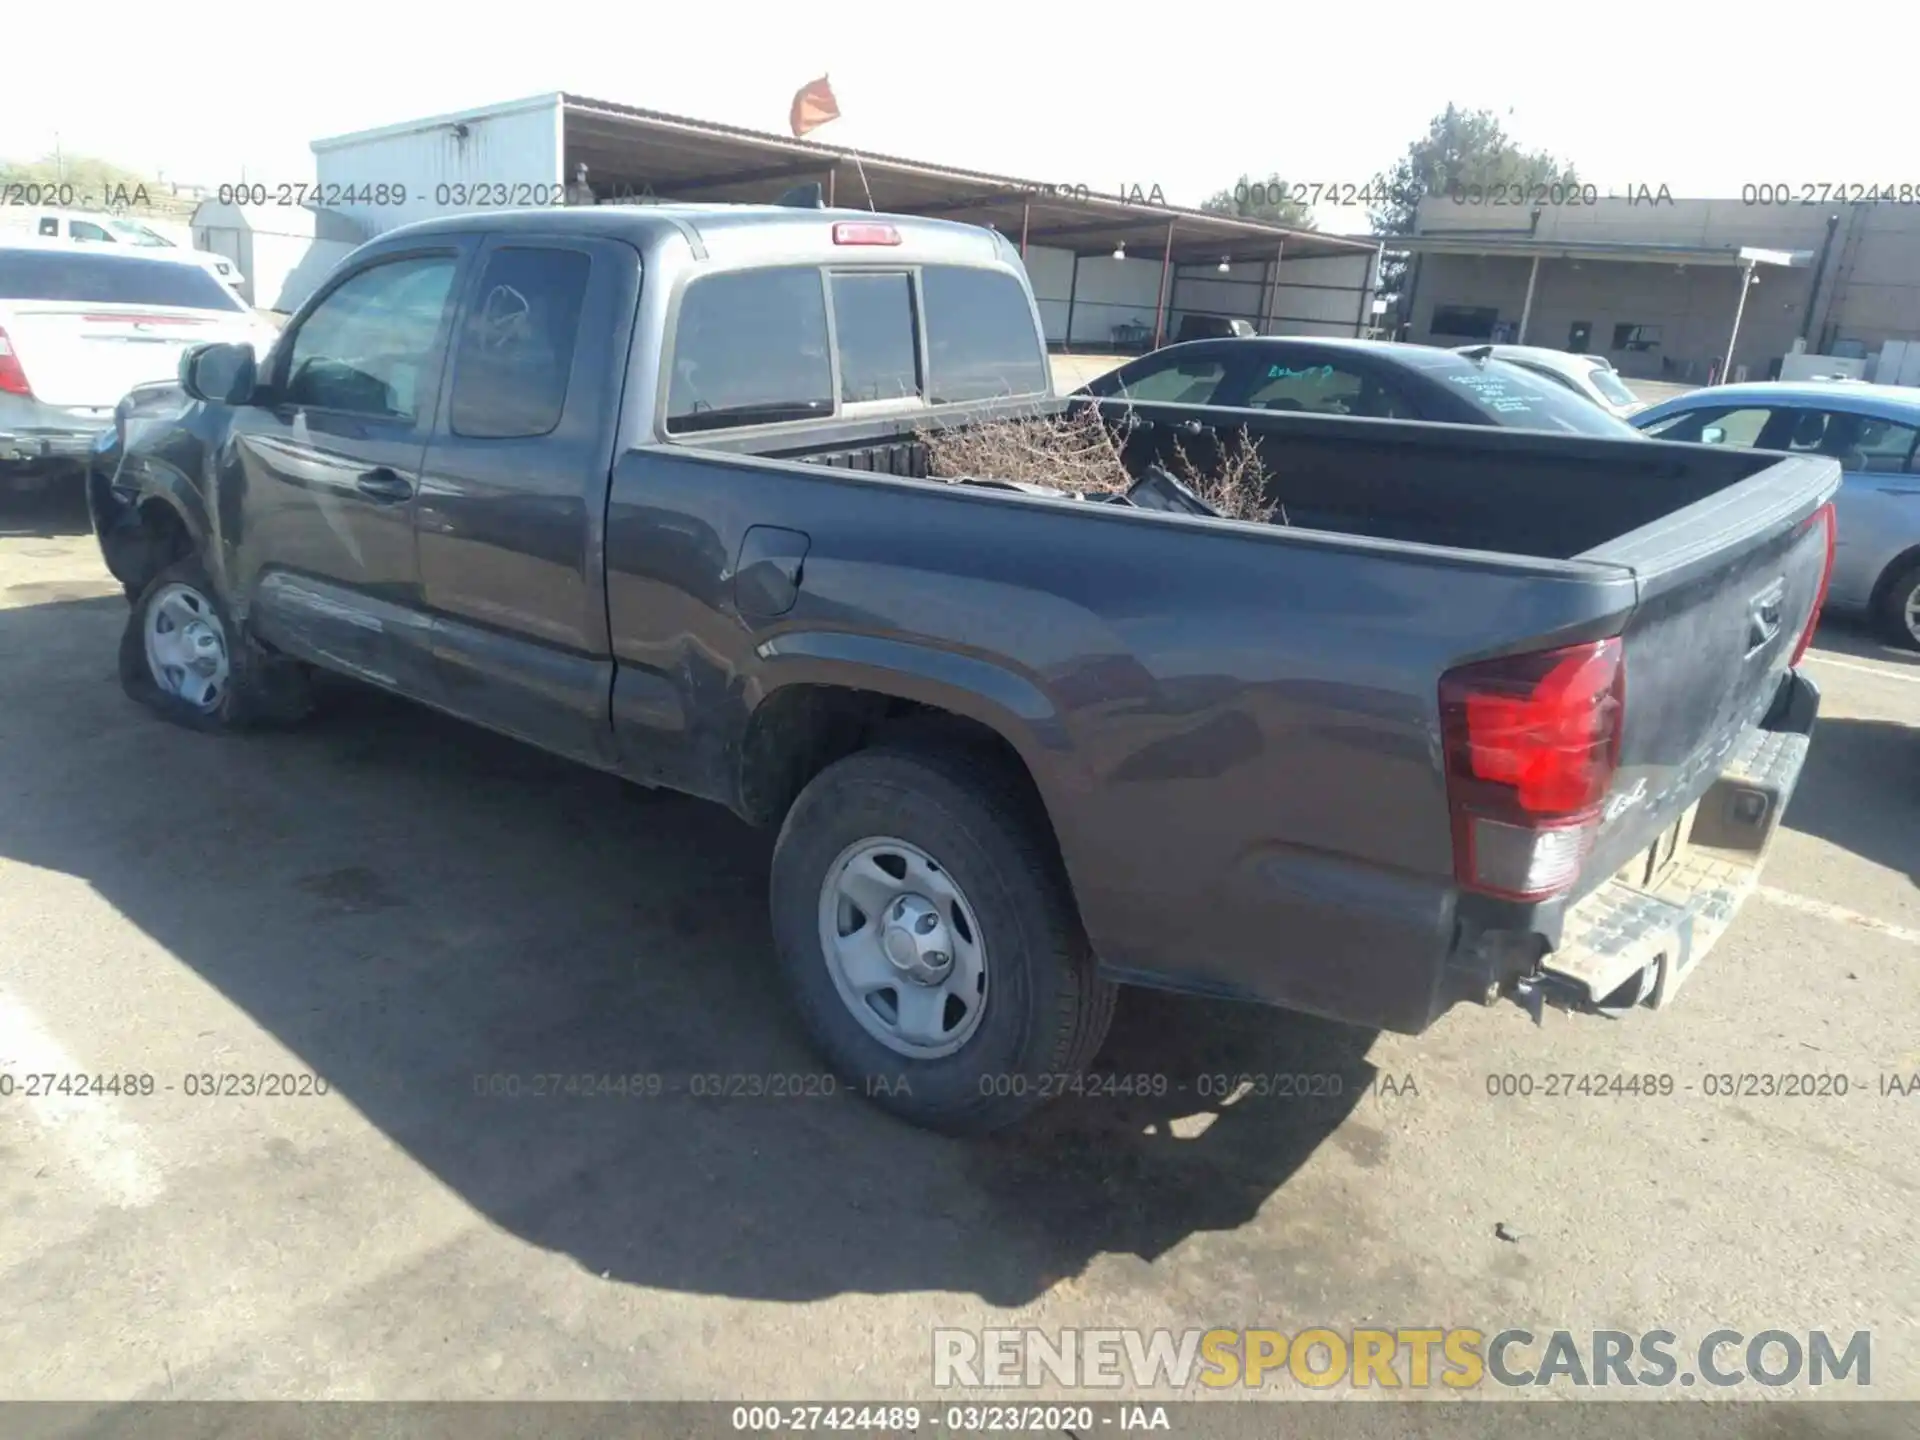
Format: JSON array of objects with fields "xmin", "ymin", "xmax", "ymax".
[
  {"xmin": 1201, "ymin": 173, "xmax": 1316, "ymax": 230},
  {"xmin": 1366, "ymin": 106, "xmax": 1580, "ymax": 310},
  {"xmin": 0, "ymin": 153, "xmax": 173, "ymax": 214},
  {"xmin": 1367, "ymin": 105, "xmax": 1578, "ymax": 238}
]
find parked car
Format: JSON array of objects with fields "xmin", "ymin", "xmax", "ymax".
[
  {"xmin": 1079, "ymin": 336, "xmax": 1646, "ymax": 437},
  {"xmin": 1172, "ymin": 314, "xmax": 1257, "ymax": 344},
  {"xmin": 1453, "ymin": 343, "xmax": 1647, "ymax": 420},
  {"xmin": 0, "ymin": 207, "xmax": 247, "ymax": 292},
  {"xmin": 0, "ymin": 236, "xmax": 280, "ymax": 491},
  {"xmin": 91, "ymin": 205, "xmax": 1835, "ymax": 1133},
  {"xmin": 1632, "ymin": 381, "xmax": 1920, "ymax": 648}
]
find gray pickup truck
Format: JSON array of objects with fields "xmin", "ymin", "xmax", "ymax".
[{"xmin": 88, "ymin": 204, "xmax": 1840, "ymax": 1133}]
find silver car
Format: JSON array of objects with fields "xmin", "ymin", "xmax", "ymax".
[
  {"xmin": 1632, "ymin": 381, "xmax": 1920, "ymax": 648},
  {"xmin": 1456, "ymin": 344, "xmax": 1647, "ymax": 421}
]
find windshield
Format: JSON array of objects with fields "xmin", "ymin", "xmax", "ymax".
[
  {"xmin": 0, "ymin": 248, "xmax": 246, "ymax": 311},
  {"xmin": 1441, "ymin": 357, "xmax": 1644, "ymax": 437},
  {"xmin": 107, "ymin": 219, "xmax": 174, "ymax": 247}
]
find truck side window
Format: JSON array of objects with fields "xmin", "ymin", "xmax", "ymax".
[
  {"xmin": 37, "ymin": 217, "xmax": 59, "ymax": 237},
  {"xmin": 282, "ymin": 255, "xmax": 457, "ymax": 421},
  {"xmin": 830, "ymin": 273, "xmax": 920, "ymax": 403},
  {"xmin": 919, "ymin": 266, "xmax": 1049, "ymax": 403},
  {"xmin": 666, "ymin": 266, "xmax": 833, "ymax": 433},
  {"xmin": 68, "ymin": 219, "xmax": 113, "ymax": 242},
  {"xmin": 448, "ymin": 247, "xmax": 591, "ymax": 439}
]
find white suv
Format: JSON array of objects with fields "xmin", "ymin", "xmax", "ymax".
[{"xmin": 1, "ymin": 208, "xmax": 247, "ymax": 293}]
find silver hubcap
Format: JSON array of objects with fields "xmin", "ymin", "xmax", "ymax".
[
  {"xmin": 818, "ymin": 836, "xmax": 988, "ymax": 1058},
  {"xmin": 1904, "ymin": 583, "xmax": 1920, "ymax": 644},
  {"xmin": 143, "ymin": 583, "xmax": 230, "ymax": 711}
]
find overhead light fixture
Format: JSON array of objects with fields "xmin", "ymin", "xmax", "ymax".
[
  {"xmin": 1217, "ymin": 257, "xmax": 1230, "ymax": 273},
  {"xmin": 1112, "ymin": 243, "xmax": 1125, "ymax": 260}
]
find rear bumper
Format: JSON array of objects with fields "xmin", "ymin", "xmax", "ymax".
[
  {"xmin": 1091, "ymin": 670, "xmax": 1819, "ymax": 1035},
  {"xmin": 1521, "ymin": 668, "xmax": 1819, "ymax": 1018},
  {"xmin": 0, "ymin": 394, "xmax": 114, "ymax": 472}
]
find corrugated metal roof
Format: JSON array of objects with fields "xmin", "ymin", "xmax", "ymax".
[{"xmin": 314, "ymin": 90, "xmax": 1374, "ymax": 262}]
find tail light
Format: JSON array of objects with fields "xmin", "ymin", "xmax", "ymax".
[
  {"xmin": 0, "ymin": 326, "xmax": 30, "ymax": 397},
  {"xmin": 832, "ymin": 221, "xmax": 901, "ymax": 246},
  {"xmin": 1439, "ymin": 638, "xmax": 1625, "ymax": 901},
  {"xmin": 1789, "ymin": 501, "xmax": 1836, "ymax": 668}
]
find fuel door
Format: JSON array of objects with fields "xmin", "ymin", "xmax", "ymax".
[{"xmin": 734, "ymin": 525, "xmax": 811, "ymax": 618}]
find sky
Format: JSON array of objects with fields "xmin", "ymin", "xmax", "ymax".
[{"xmin": 5, "ymin": 2, "xmax": 1917, "ymax": 234}]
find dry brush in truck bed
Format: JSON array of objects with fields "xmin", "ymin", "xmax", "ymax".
[{"xmin": 917, "ymin": 408, "xmax": 1284, "ymax": 524}]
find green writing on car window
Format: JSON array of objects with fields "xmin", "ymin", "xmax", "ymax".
[{"xmin": 1268, "ymin": 364, "xmax": 1334, "ymax": 381}]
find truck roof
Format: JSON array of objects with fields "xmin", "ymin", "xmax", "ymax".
[{"xmin": 374, "ymin": 203, "xmax": 1014, "ymax": 267}]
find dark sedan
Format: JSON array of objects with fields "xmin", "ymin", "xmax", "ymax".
[{"xmin": 1078, "ymin": 337, "xmax": 1645, "ymax": 438}]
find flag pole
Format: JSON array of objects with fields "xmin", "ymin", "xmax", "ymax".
[
  {"xmin": 794, "ymin": 72, "xmax": 874, "ymax": 212},
  {"xmin": 822, "ymin": 73, "xmax": 875, "ymax": 211},
  {"xmin": 846, "ymin": 148, "xmax": 876, "ymax": 212}
]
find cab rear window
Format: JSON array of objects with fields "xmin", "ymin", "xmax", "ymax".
[{"xmin": 664, "ymin": 261, "xmax": 1045, "ymax": 433}]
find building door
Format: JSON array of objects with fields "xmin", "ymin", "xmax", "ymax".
[{"xmin": 1568, "ymin": 321, "xmax": 1592, "ymax": 354}]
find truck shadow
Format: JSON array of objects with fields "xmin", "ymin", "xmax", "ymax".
[
  {"xmin": 0, "ymin": 592, "xmax": 1382, "ymax": 1306},
  {"xmin": 0, "ymin": 481, "xmax": 92, "ymax": 539},
  {"xmin": 1784, "ymin": 714, "xmax": 1920, "ymax": 886}
]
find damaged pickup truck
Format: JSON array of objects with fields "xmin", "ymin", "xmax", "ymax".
[{"xmin": 89, "ymin": 204, "xmax": 1840, "ymax": 1132}]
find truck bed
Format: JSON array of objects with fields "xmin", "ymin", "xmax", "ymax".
[
  {"xmin": 668, "ymin": 396, "xmax": 1836, "ymax": 1024},
  {"xmin": 704, "ymin": 397, "xmax": 1784, "ymax": 562}
]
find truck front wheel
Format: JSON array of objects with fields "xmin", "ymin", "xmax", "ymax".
[
  {"xmin": 119, "ymin": 557, "xmax": 312, "ymax": 731},
  {"xmin": 769, "ymin": 744, "xmax": 1115, "ymax": 1134}
]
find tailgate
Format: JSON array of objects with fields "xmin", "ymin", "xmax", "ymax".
[
  {"xmin": 0, "ymin": 304, "xmax": 241, "ymax": 408},
  {"xmin": 1574, "ymin": 451, "xmax": 1840, "ymax": 893}
]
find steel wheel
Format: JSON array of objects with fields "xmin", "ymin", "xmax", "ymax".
[
  {"xmin": 142, "ymin": 582, "xmax": 230, "ymax": 712},
  {"xmin": 1904, "ymin": 582, "xmax": 1920, "ymax": 646},
  {"xmin": 817, "ymin": 835, "xmax": 989, "ymax": 1059}
]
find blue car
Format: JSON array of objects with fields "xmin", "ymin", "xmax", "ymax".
[{"xmin": 1633, "ymin": 381, "xmax": 1920, "ymax": 649}]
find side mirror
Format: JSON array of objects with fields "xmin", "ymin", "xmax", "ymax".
[
  {"xmin": 1699, "ymin": 425, "xmax": 1726, "ymax": 445},
  {"xmin": 179, "ymin": 342, "xmax": 258, "ymax": 406}
]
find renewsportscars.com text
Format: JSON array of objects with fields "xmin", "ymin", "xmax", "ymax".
[{"xmin": 932, "ymin": 1327, "xmax": 1871, "ymax": 1391}]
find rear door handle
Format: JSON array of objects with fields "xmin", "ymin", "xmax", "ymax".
[{"xmin": 356, "ymin": 467, "xmax": 414, "ymax": 502}]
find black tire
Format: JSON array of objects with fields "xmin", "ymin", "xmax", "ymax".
[
  {"xmin": 119, "ymin": 556, "xmax": 313, "ymax": 731},
  {"xmin": 1876, "ymin": 562, "xmax": 1920, "ymax": 651},
  {"xmin": 769, "ymin": 743, "xmax": 1116, "ymax": 1135}
]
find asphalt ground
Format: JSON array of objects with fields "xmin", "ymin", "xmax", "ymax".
[{"xmin": 0, "ymin": 486, "xmax": 1914, "ymax": 1411}]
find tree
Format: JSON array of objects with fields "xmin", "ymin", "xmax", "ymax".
[
  {"xmin": 1201, "ymin": 172, "xmax": 1316, "ymax": 231},
  {"xmin": 1365, "ymin": 106, "xmax": 1579, "ymax": 324}
]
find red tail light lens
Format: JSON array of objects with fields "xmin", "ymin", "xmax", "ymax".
[
  {"xmin": 0, "ymin": 326, "xmax": 31, "ymax": 397},
  {"xmin": 1440, "ymin": 638, "xmax": 1625, "ymax": 900},
  {"xmin": 1789, "ymin": 501, "xmax": 1835, "ymax": 669},
  {"xmin": 832, "ymin": 221, "xmax": 901, "ymax": 246}
]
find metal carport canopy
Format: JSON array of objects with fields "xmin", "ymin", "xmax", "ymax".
[{"xmin": 559, "ymin": 93, "xmax": 1373, "ymax": 266}]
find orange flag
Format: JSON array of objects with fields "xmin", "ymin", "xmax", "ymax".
[{"xmin": 790, "ymin": 76, "xmax": 840, "ymax": 138}]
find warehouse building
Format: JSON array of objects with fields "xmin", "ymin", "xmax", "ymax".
[
  {"xmin": 1394, "ymin": 194, "xmax": 1920, "ymax": 384},
  {"xmin": 306, "ymin": 92, "xmax": 1382, "ymax": 350}
]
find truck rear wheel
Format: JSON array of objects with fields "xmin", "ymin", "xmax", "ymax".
[
  {"xmin": 768, "ymin": 744, "xmax": 1115, "ymax": 1134},
  {"xmin": 119, "ymin": 557, "xmax": 312, "ymax": 732}
]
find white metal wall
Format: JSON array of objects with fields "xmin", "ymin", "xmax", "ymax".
[
  {"xmin": 1020, "ymin": 245, "xmax": 1374, "ymax": 348},
  {"xmin": 311, "ymin": 95, "xmax": 566, "ymax": 238},
  {"xmin": 1022, "ymin": 245, "xmax": 1077, "ymax": 343},
  {"xmin": 1018, "ymin": 246, "xmax": 1373, "ymax": 347},
  {"xmin": 191, "ymin": 201, "xmax": 366, "ymax": 311}
]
